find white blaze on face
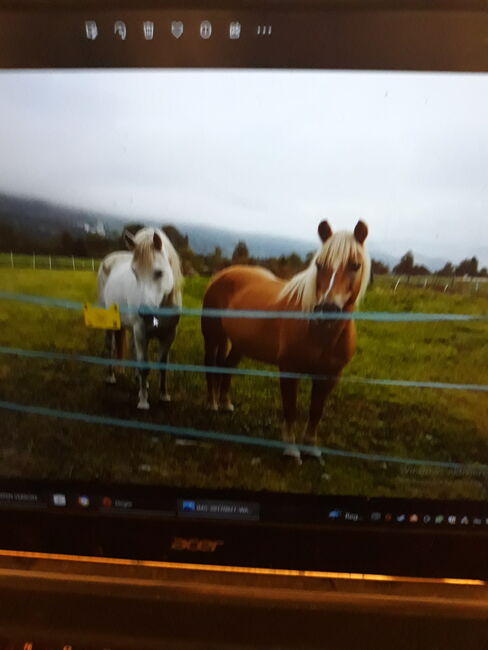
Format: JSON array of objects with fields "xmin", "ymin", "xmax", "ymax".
[
  {"xmin": 319, "ymin": 269, "xmax": 351, "ymax": 310},
  {"xmin": 320, "ymin": 270, "xmax": 336, "ymax": 304}
]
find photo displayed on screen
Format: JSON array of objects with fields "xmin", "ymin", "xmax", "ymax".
[{"xmin": 0, "ymin": 70, "xmax": 486, "ymax": 499}]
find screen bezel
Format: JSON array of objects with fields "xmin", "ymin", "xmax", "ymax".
[{"xmin": 0, "ymin": 0, "xmax": 487, "ymax": 578}]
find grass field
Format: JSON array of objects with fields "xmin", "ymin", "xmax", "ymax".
[{"xmin": 0, "ymin": 267, "xmax": 487, "ymax": 499}]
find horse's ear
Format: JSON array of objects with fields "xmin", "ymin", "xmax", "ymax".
[
  {"xmin": 153, "ymin": 232, "xmax": 163, "ymax": 251},
  {"xmin": 318, "ymin": 220, "xmax": 333, "ymax": 243},
  {"xmin": 124, "ymin": 230, "xmax": 136, "ymax": 250},
  {"xmin": 354, "ymin": 220, "xmax": 368, "ymax": 245}
]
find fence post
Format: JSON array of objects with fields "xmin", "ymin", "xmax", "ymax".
[
  {"xmin": 49, "ymin": 255, "xmax": 52, "ymax": 270},
  {"xmin": 10, "ymin": 252, "xmax": 13, "ymax": 268},
  {"xmin": 33, "ymin": 253, "xmax": 35, "ymax": 270},
  {"xmin": 92, "ymin": 257, "xmax": 95, "ymax": 271},
  {"xmin": 72, "ymin": 255, "xmax": 75, "ymax": 271}
]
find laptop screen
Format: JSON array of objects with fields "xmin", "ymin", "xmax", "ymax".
[{"xmin": 0, "ymin": 7, "xmax": 487, "ymax": 531}]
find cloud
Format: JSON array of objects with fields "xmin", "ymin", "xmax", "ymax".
[{"xmin": 0, "ymin": 69, "xmax": 486, "ymax": 264}]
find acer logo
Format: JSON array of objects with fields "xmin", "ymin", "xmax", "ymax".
[{"xmin": 171, "ymin": 537, "xmax": 224, "ymax": 552}]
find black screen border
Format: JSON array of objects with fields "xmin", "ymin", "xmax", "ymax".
[{"xmin": 0, "ymin": 0, "xmax": 487, "ymax": 578}]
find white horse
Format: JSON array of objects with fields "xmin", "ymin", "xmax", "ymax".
[{"xmin": 98, "ymin": 227, "xmax": 183, "ymax": 410}]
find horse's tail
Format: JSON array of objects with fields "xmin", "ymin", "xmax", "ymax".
[
  {"xmin": 114, "ymin": 328, "xmax": 129, "ymax": 360},
  {"xmin": 97, "ymin": 259, "xmax": 111, "ymax": 303}
]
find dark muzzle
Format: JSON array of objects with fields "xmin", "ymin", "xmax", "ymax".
[
  {"xmin": 310, "ymin": 303, "xmax": 343, "ymax": 332},
  {"xmin": 314, "ymin": 303, "xmax": 343, "ymax": 314}
]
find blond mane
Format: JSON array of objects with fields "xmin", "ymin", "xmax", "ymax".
[
  {"xmin": 279, "ymin": 231, "xmax": 371, "ymax": 311},
  {"xmin": 133, "ymin": 228, "xmax": 184, "ymax": 307}
]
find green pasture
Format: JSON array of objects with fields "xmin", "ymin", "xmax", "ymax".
[{"xmin": 0, "ymin": 267, "xmax": 487, "ymax": 499}]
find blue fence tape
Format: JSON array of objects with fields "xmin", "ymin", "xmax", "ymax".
[
  {"xmin": 1, "ymin": 345, "xmax": 487, "ymax": 393},
  {"xmin": 1, "ymin": 290, "xmax": 487, "ymax": 323},
  {"xmin": 0, "ymin": 398, "xmax": 485, "ymax": 473},
  {"xmin": 1, "ymin": 288, "xmax": 486, "ymax": 472}
]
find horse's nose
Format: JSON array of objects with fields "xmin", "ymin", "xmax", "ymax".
[{"xmin": 315, "ymin": 303, "xmax": 342, "ymax": 313}]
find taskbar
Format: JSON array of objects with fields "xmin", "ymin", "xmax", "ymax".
[{"xmin": 1, "ymin": 482, "xmax": 488, "ymax": 531}]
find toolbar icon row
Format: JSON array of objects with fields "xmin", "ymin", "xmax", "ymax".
[{"xmin": 85, "ymin": 20, "xmax": 255, "ymax": 41}]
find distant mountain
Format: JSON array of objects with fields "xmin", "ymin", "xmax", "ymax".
[
  {"xmin": 367, "ymin": 249, "xmax": 397, "ymax": 270},
  {"xmin": 175, "ymin": 223, "xmax": 315, "ymax": 259},
  {"xmin": 0, "ymin": 193, "xmax": 125, "ymax": 240},
  {"xmin": 0, "ymin": 191, "xmax": 477, "ymax": 271},
  {"xmin": 0, "ymin": 192, "xmax": 316, "ymax": 259},
  {"xmin": 153, "ymin": 224, "xmax": 452, "ymax": 270}
]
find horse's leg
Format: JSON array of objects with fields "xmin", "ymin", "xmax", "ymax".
[
  {"xmin": 104, "ymin": 330, "xmax": 116, "ymax": 384},
  {"xmin": 202, "ymin": 320, "xmax": 223, "ymax": 411},
  {"xmin": 302, "ymin": 378, "xmax": 338, "ymax": 459},
  {"xmin": 219, "ymin": 346, "xmax": 242, "ymax": 412},
  {"xmin": 204, "ymin": 345, "xmax": 219, "ymax": 410},
  {"xmin": 133, "ymin": 321, "xmax": 150, "ymax": 410},
  {"xmin": 159, "ymin": 342, "xmax": 171, "ymax": 403},
  {"xmin": 159, "ymin": 321, "xmax": 178, "ymax": 402},
  {"xmin": 129, "ymin": 329, "xmax": 137, "ymax": 378},
  {"xmin": 279, "ymin": 375, "xmax": 301, "ymax": 462}
]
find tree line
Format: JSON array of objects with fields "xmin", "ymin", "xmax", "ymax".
[
  {"xmin": 383, "ymin": 251, "xmax": 488, "ymax": 278},
  {"xmin": 0, "ymin": 222, "xmax": 117, "ymax": 259},
  {"xmin": 1, "ymin": 220, "xmax": 486, "ymax": 279}
]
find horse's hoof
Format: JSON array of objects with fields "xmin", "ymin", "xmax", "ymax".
[
  {"xmin": 220, "ymin": 401, "xmax": 235, "ymax": 413},
  {"xmin": 175, "ymin": 438, "xmax": 198, "ymax": 447},
  {"xmin": 105, "ymin": 374, "xmax": 116, "ymax": 385},
  {"xmin": 207, "ymin": 402, "xmax": 219, "ymax": 412},
  {"xmin": 137, "ymin": 399, "xmax": 150, "ymax": 410},
  {"xmin": 283, "ymin": 446, "xmax": 302, "ymax": 465},
  {"xmin": 302, "ymin": 447, "xmax": 324, "ymax": 465},
  {"xmin": 160, "ymin": 393, "xmax": 171, "ymax": 403}
]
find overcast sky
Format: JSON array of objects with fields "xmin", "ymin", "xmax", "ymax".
[{"xmin": 0, "ymin": 70, "xmax": 486, "ymax": 264}]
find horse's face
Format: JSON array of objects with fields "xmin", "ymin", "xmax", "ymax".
[
  {"xmin": 314, "ymin": 220, "xmax": 368, "ymax": 314},
  {"xmin": 129, "ymin": 231, "xmax": 175, "ymax": 308}
]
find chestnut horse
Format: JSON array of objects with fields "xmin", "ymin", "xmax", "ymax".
[{"xmin": 201, "ymin": 220, "xmax": 370, "ymax": 462}]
